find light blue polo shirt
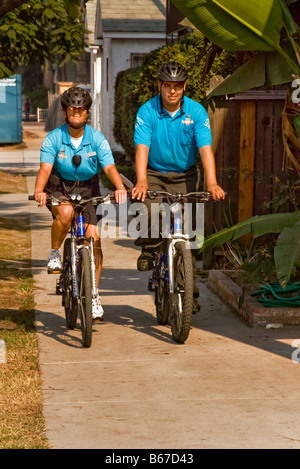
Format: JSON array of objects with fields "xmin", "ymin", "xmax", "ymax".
[
  {"xmin": 134, "ymin": 95, "xmax": 212, "ymax": 173},
  {"xmin": 40, "ymin": 124, "xmax": 115, "ymax": 181}
]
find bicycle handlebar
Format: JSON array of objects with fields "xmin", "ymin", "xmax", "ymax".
[
  {"xmin": 119, "ymin": 173, "xmax": 214, "ymax": 202},
  {"xmin": 145, "ymin": 190, "xmax": 212, "ymax": 202},
  {"xmin": 28, "ymin": 193, "xmax": 115, "ymax": 206},
  {"xmin": 29, "ymin": 189, "xmax": 213, "ymax": 205}
]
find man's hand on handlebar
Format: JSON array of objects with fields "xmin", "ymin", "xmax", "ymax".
[
  {"xmin": 207, "ymin": 184, "xmax": 225, "ymax": 200},
  {"xmin": 131, "ymin": 180, "xmax": 148, "ymax": 202}
]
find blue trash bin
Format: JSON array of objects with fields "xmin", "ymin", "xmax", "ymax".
[{"xmin": 0, "ymin": 75, "xmax": 23, "ymax": 144}]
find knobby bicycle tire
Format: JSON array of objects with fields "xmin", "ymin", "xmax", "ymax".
[
  {"xmin": 155, "ymin": 250, "xmax": 169, "ymax": 325},
  {"xmin": 79, "ymin": 247, "xmax": 93, "ymax": 347},
  {"xmin": 170, "ymin": 241, "xmax": 194, "ymax": 343},
  {"xmin": 63, "ymin": 238, "xmax": 78, "ymax": 330}
]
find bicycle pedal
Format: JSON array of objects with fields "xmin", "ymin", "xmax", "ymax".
[
  {"xmin": 92, "ymin": 317, "xmax": 104, "ymax": 323},
  {"xmin": 48, "ymin": 268, "xmax": 62, "ymax": 275}
]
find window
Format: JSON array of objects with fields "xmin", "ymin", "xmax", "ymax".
[{"xmin": 130, "ymin": 53, "xmax": 146, "ymax": 69}]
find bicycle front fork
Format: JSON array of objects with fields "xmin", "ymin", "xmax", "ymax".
[{"xmin": 71, "ymin": 238, "xmax": 97, "ymax": 300}]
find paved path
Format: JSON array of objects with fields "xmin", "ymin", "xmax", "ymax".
[{"xmin": 1, "ymin": 123, "xmax": 300, "ymax": 449}]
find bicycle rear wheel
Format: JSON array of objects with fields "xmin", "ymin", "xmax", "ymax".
[
  {"xmin": 170, "ymin": 241, "xmax": 194, "ymax": 343},
  {"xmin": 155, "ymin": 251, "xmax": 169, "ymax": 325},
  {"xmin": 78, "ymin": 247, "xmax": 93, "ymax": 347},
  {"xmin": 62, "ymin": 238, "xmax": 77, "ymax": 330}
]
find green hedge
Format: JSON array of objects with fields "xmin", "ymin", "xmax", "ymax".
[{"xmin": 114, "ymin": 32, "xmax": 237, "ymax": 163}]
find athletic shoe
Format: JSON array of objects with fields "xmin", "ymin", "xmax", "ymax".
[
  {"xmin": 47, "ymin": 249, "xmax": 62, "ymax": 274},
  {"xmin": 137, "ymin": 249, "xmax": 156, "ymax": 271},
  {"xmin": 92, "ymin": 294, "xmax": 104, "ymax": 321}
]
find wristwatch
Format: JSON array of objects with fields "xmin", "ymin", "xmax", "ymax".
[{"xmin": 117, "ymin": 184, "xmax": 125, "ymax": 189}]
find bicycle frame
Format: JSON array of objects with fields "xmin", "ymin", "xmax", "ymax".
[{"xmin": 150, "ymin": 192, "xmax": 209, "ymax": 295}]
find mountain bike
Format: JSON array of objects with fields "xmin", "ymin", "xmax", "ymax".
[
  {"xmin": 120, "ymin": 175, "xmax": 212, "ymax": 344},
  {"xmin": 146, "ymin": 189, "xmax": 212, "ymax": 343},
  {"xmin": 29, "ymin": 192, "xmax": 115, "ymax": 348}
]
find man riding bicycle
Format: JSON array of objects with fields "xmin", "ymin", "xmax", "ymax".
[
  {"xmin": 34, "ymin": 87, "xmax": 127, "ymax": 320},
  {"xmin": 131, "ymin": 62, "xmax": 225, "ymax": 311}
]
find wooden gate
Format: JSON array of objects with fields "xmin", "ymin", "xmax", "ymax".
[{"xmin": 206, "ymin": 89, "xmax": 299, "ymax": 233}]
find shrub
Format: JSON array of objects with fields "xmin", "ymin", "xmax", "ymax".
[{"xmin": 113, "ymin": 32, "xmax": 237, "ymax": 163}]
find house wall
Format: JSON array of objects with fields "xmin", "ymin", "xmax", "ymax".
[{"xmin": 99, "ymin": 36, "xmax": 165, "ymax": 151}]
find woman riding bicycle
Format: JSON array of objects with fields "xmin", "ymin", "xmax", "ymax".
[{"xmin": 34, "ymin": 86, "xmax": 127, "ymax": 320}]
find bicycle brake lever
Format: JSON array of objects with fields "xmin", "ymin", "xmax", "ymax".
[
  {"xmin": 147, "ymin": 191, "xmax": 157, "ymax": 200},
  {"xmin": 103, "ymin": 194, "xmax": 112, "ymax": 204}
]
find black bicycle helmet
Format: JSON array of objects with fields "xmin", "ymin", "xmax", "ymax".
[
  {"xmin": 157, "ymin": 62, "xmax": 187, "ymax": 82},
  {"xmin": 61, "ymin": 87, "xmax": 92, "ymax": 111}
]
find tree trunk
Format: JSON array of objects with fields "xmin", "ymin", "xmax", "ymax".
[{"xmin": 0, "ymin": 0, "xmax": 30, "ymax": 19}]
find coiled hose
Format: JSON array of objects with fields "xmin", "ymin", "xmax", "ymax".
[{"xmin": 251, "ymin": 282, "xmax": 300, "ymax": 307}]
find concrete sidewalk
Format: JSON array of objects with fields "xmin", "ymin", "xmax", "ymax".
[{"xmin": 2, "ymin": 123, "xmax": 300, "ymax": 449}]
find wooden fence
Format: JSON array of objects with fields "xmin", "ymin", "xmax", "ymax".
[{"xmin": 205, "ymin": 89, "xmax": 300, "ymax": 236}]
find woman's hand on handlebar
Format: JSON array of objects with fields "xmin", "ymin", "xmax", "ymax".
[
  {"xmin": 34, "ymin": 191, "xmax": 47, "ymax": 207},
  {"xmin": 114, "ymin": 188, "xmax": 127, "ymax": 204}
]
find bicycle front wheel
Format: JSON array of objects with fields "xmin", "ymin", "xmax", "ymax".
[
  {"xmin": 155, "ymin": 251, "xmax": 169, "ymax": 325},
  {"xmin": 78, "ymin": 247, "xmax": 93, "ymax": 347},
  {"xmin": 62, "ymin": 238, "xmax": 78, "ymax": 330},
  {"xmin": 170, "ymin": 241, "xmax": 194, "ymax": 344}
]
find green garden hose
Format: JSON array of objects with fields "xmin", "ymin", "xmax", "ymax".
[{"xmin": 251, "ymin": 282, "xmax": 300, "ymax": 307}]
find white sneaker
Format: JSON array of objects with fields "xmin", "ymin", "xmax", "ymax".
[
  {"xmin": 92, "ymin": 294, "xmax": 104, "ymax": 321},
  {"xmin": 47, "ymin": 249, "xmax": 62, "ymax": 274}
]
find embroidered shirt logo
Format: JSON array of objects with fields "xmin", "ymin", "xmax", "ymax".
[
  {"xmin": 135, "ymin": 116, "xmax": 144, "ymax": 128},
  {"xmin": 182, "ymin": 116, "xmax": 194, "ymax": 127},
  {"xmin": 42, "ymin": 137, "xmax": 53, "ymax": 147},
  {"xmin": 100, "ymin": 140, "xmax": 110, "ymax": 150},
  {"xmin": 203, "ymin": 118, "xmax": 211, "ymax": 129}
]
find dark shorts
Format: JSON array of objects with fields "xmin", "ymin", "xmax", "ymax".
[{"xmin": 46, "ymin": 180, "xmax": 101, "ymax": 226}]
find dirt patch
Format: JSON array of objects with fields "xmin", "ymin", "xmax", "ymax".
[
  {"xmin": 0, "ymin": 124, "xmax": 45, "ymax": 151},
  {"xmin": 224, "ymin": 270, "xmax": 261, "ymax": 295},
  {"xmin": 23, "ymin": 130, "xmax": 41, "ymax": 140},
  {"xmin": 0, "ymin": 171, "xmax": 28, "ymax": 194}
]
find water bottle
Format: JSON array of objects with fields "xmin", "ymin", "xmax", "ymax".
[
  {"xmin": 77, "ymin": 214, "xmax": 85, "ymax": 237},
  {"xmin": 174, "ymin": 216, "xmax": 182, "ymax": 235},
  {"xmin": 0, "ymin": 340, "xmax": 6, "ymax": 364}
]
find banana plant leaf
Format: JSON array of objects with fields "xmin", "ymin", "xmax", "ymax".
[
  {"xmin": 171, "ymin": 0, "xmax": 300, "ymax": 75},
  {"xmin": 199, "ymin": 210, "xmax": 300, "ymax": 252},
  {"xmin": 274, "ymin": 220, "xmax": 300, "ymax": 287},
  {"xmin": 204, "ymin": 42, "xmax": 297, "ymax": 105}
]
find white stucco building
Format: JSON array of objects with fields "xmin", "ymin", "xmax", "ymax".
[{"xmin": 86, "ymin": 0, "xmax": 166, "ymax": 150}]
